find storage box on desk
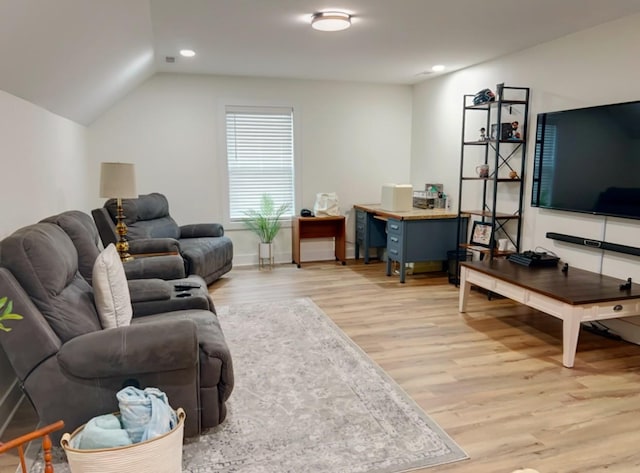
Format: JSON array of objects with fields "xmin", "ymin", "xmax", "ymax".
[
  {"xmin": 60, "ymin": 408, "xmax": 185, "ymax": 473},
  {"xmin": 413, "ymin": 191, "xmax": 431, "ymax": 209},
  {"xmin": 381, "ymin": 184, "xmax": 413, "ymax": 211}
]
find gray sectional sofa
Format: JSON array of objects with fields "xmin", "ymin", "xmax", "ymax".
[
  {"xmin": 0, "ymin": 220, "xmax": 234, "ymax": 441},
  {"xmin": 92, "ymin": 193, "xmax": 233, "ymax": 285},
  {"xmin": 42, "ymin": 210, "xmax": 216, "ymax": 317}
]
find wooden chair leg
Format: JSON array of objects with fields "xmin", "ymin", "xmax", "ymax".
[
  {"xmin": 18, "ymin": 444, "xmax": 27, "ymax": 473},
  {"xmin": 43, "ymin": 434, "xmax": 53, "ymax": 473}
]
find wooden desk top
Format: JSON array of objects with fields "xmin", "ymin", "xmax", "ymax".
[
  {"xmin": 354, "ymin": 203, "xmax": 460, "ymax": 220},
  {"xmin": 461, "ymin": 259, "xmax": 640, "ymax": 305}
]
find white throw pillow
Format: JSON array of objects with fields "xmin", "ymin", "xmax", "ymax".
[{"xmin": 92, "ymin": 244, "xmax": 133, "ymax": 329}]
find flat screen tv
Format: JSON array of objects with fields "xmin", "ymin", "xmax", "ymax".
[{"xmin": 531, "ymin": 100, "xmax": 640, "ymax": 220}]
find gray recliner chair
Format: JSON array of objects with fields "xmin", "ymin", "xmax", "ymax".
[
  {"xmin": 92, "ymin": 193, "xmax": 233, "ymax": 285},
  {"xmin": 42, "ymin": 210, "xmax": 215, "ymax": 317},
  {"xmin": 0, "ymin": 222, "xmax": 234, "ymax": 442}
]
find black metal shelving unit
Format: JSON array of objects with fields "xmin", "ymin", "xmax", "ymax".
[{"xmin": 455, "ymin": 85, "xmax": 530, "ymax": 268}]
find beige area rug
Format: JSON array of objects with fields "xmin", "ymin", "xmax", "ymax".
[{"xmin": 38, "ymin": 297, "xmax": 468, "ymax": 473}]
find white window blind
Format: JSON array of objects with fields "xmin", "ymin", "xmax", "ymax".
[{"xmin": 226, "ymin": 106, "xmax": 295, "ymax": 220}]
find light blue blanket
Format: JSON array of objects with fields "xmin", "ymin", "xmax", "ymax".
[
  {"xmin": 117, "ymin": 386, "xmax": 177, "ymax": 443},
  {"xmin": 72, "ymin": 414, "xmax": 132, "ymax": 449}
]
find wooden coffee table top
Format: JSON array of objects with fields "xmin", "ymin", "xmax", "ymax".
[{"xmin": 461, "ymin": 259, "xmax": 640, "ymax": 305}]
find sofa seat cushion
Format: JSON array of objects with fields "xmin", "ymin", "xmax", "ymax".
[
  {"xmin": 180, "ymin": 237, "xmax": 233, "ymax": 281},
  {"xmin": 93, "ymin": 244, "xmax": 133, "ymax": 329}
]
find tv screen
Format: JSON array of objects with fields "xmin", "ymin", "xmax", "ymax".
[{"xmin": 531, "ymin": 100, "xmax": 640, "ymax": 220}]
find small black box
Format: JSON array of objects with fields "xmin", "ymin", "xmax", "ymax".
[{"xmin": 490, "ymin": 123, "xmax": 513, "ymax": 140}]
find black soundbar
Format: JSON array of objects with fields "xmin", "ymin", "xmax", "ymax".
[{"xmin": 546, "ymin": 232, "xmax": 640, "ymax": 257}]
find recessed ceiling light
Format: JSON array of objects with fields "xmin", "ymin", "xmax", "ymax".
[
  {"xmin": 311, "ymin": 11, "xmax": 351, "ymax": 32},
  {"xmin": 432, "ymin": 64, "xmax": 445, "ymax": 72},
  {"xmin": 180, "ymin": 49, "xmax": 196, "ymax": 58}
]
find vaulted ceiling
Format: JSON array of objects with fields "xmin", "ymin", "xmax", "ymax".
[{"xmin": 2, "ymin": 0, "xmax": 640, "ymax": 125}]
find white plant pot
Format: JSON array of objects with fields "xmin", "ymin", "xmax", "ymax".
[{"xmin": 258, "ymin": 242, "xmax": 274, "ymax": 269}]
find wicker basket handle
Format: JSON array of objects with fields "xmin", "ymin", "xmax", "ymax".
[{"xmin": 60, "ymin": 433, "xmax": 72, "ymax": 449}]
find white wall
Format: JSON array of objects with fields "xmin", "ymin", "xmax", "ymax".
[
  {"xmin": 88, "ymin": 74, "xmax": 413, "ymax": 265},
  {"xmin": 0, "ymin": 89, "xmax": 88, "ymax": 432},
  {"xmin": 412, "ymin": 13, "xmax": 640, "ymax": 278},
  {"xmin": 0, "ymin": 90, "xmax": 89, "ymax": 237},
  {"xmin": 411, "ymin": 13, "xmax": 640, "ymax": 337}
]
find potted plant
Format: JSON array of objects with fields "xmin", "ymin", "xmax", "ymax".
[
  {"xmin": 0, "ymin": 297, "xmax": 23, "ymax": 332},
  {"xmin": 243, "ymin": 194, "xmax": 290, "ymax": 267}
]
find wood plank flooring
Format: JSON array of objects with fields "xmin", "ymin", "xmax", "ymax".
[
  {"xmin": 212, "ymin": 261, "xmax": 640, "ymax": 473},
  {"xmin": 3, "ymin": 260, "xmax": 640, "ymax": 472}
]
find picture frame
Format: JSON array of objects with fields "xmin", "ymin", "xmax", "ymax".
[
  {"xmin": 470, "ymin": 221, "xmax": 493, "ymax": 247},
  {"xmin": 490, "ymin": 122, "xmax": 513, "ymax": 140}
]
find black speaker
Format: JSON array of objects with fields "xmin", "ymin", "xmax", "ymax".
[{"xmin": 546, "ymin": 232, "xmax": 640, "ymax": 257}]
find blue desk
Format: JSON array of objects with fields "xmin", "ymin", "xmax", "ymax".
[{"xmin": 354, "ymin": 204, "xmax": 468, "ymax": 283}]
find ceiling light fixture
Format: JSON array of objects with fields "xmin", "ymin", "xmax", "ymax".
[
  {"xmin": 180, "ymin": 49, "xmax": 196, "ymax": 57},
  {"xmin": 311, "ymin": 11, "xmax": 351, "ymax": 32},
  {"xmin": 432, "ymin": 64, "xmax": 445, "ymax": 72}
]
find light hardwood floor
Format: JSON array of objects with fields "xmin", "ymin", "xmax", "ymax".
[
  {"xmin": 4, "ymin": 260, "xmax": 640, "ymax": 472},
  {"xmin": 213, "ymin": 261, "xmax": 640, "ymax": 473}
]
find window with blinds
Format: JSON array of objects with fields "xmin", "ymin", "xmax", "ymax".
[
  {"xmin": 532, "ymin": 123, "xmax": 557, "ymax": 207},
  {"xmin": 225, "ymin": 106, "xmax": 295, "ymax": 221}
]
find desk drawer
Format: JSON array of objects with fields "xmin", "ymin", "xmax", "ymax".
[
  {"xmin": 387, "ymin": 234, "xmax": 403, "ymax": 260},
  {"xmin": 356, "ymin": 210, "xmax": 366, "ymax": 223},
  {"xmin": 584, "ymin": 299, "xmax": 640, "ymax": 320},
  {"xmin": 386, "ymin": 219, "xmax": 403, "ymax": 237}
]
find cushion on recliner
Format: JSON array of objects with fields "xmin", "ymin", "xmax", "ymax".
[
  {"xmin": 107, "ymin": 193, "xmax": 169, "ymax": 223},
  {"xmin": 106, "ymin": 194, "xmax": 181, "ymax": 240},
  {"xmin": 0, "ymin": 223, "xmax": 102, "ymax": 342},
  {"xmin": 127, "ymin": 218, "xmax": 181, "ymax": 240},
  {"xmin": 93, "ymin": 244, "xmax": 133, "ymax": 329},
  {"xmin": 41, "ymin": 211, "xmax": 102, "ymax": 284}
]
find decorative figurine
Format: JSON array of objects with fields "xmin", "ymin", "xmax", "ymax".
[
  {"xmin": 510, "ymin": 121, "xmax": 521, "ymax": 140},
  {"xmin": 479, "ymin": 127, "xmax": 487, "ymax": 141}
]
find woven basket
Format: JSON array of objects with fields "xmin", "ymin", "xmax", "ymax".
[{"xmin": 60, "ymin": 408, "xmax": 185, "ymax": 473}]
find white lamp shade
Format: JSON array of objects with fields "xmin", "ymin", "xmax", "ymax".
[{"xmin": 99, "ymin": 162, "xmax": 137, "ymax": 199}]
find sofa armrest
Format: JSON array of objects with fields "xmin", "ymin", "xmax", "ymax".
[
  {"xmin": 129, "ymin": 238, "xmax": 181, "ymax": 254},
  {"xmin": 57, "ymin": 318, "xmax": 198, "ymax": 379},
  {"xmin": 127, "ymin": 279, "xmax": 171, "ymax": 303},
  {"xmin": 180, "ymin": 223, "xmax": 224, "ymax": 238},
  {"xmin": 91, "ymin": 208, "xmax": 118, "ymax": 247},
  {"xmin": 123, "ymin": 255, "xmax": 186, "ymax": 280}
]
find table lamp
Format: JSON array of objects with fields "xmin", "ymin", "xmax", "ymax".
[{"xmin": 99, "ymin": 162, "xmax": 137, "ymax": 262}]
